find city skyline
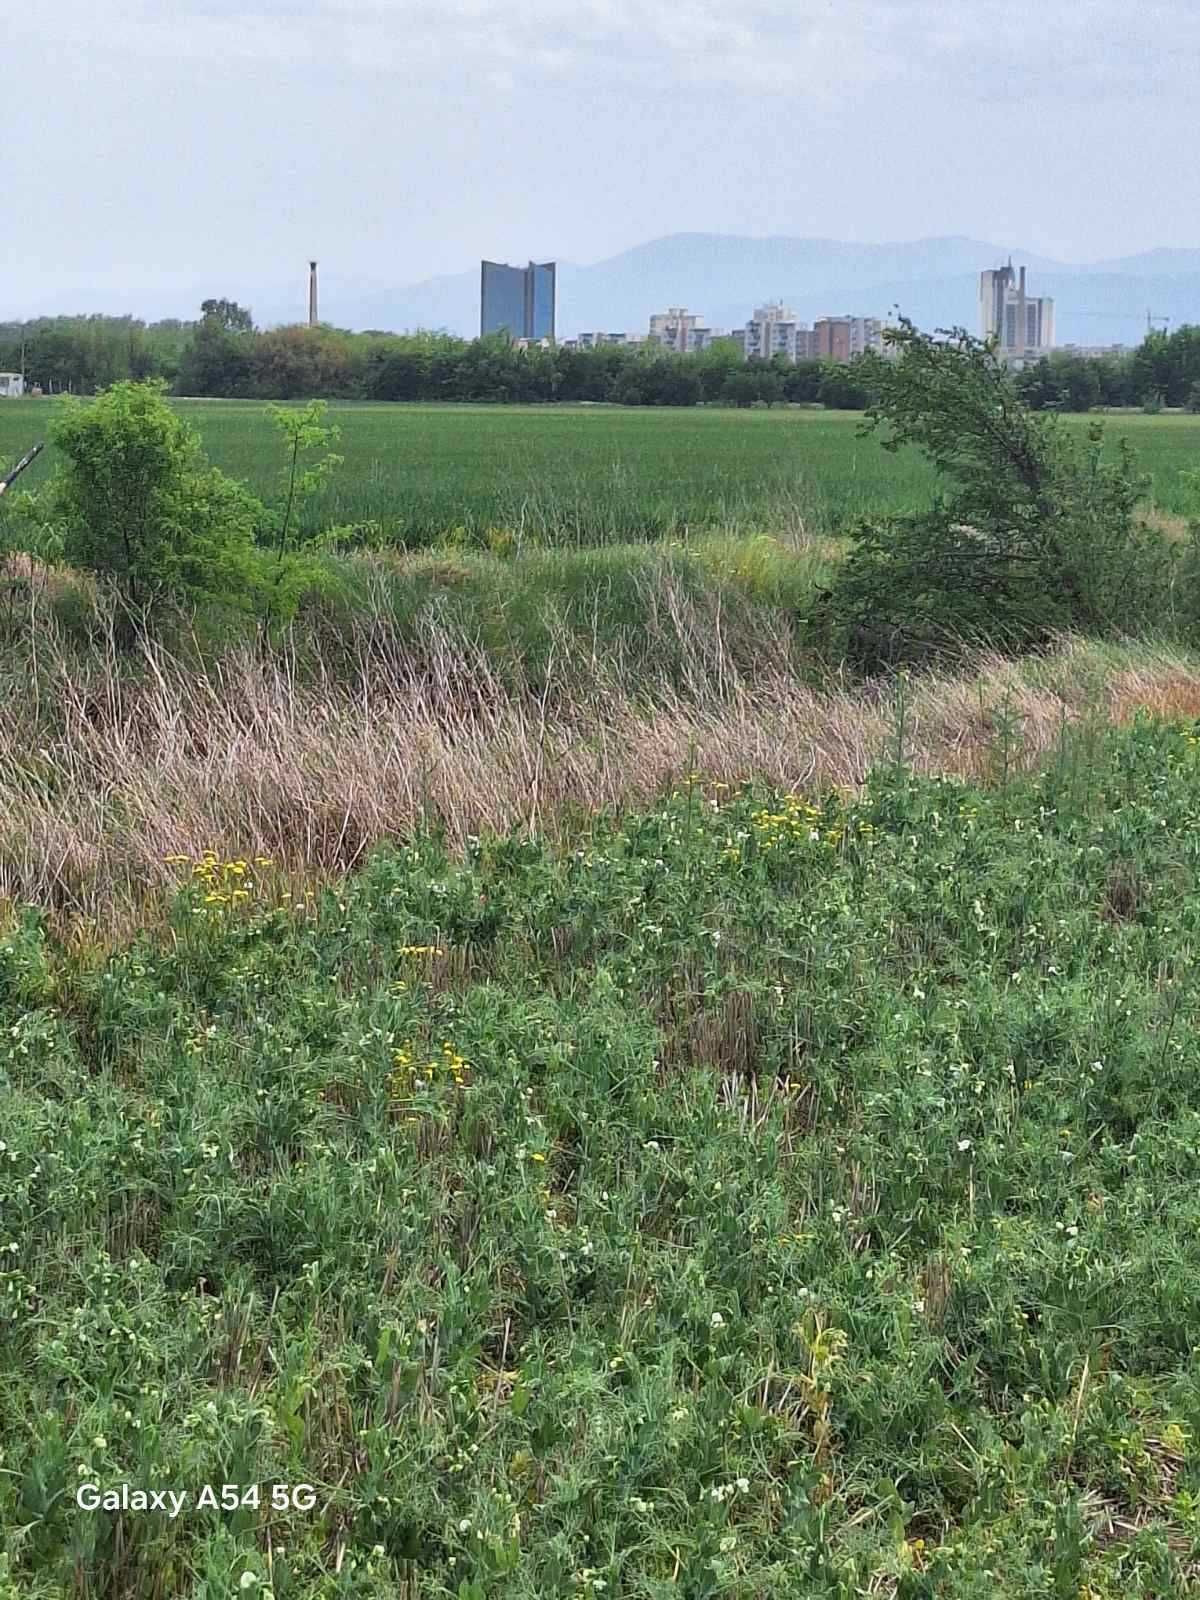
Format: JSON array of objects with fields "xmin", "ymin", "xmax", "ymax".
[{"xmin": 4, "ymin": 234, "xmax": 1191, "ymax": 355}]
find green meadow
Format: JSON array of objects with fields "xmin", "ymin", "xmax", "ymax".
[{"xmin": 3, "ymin": 400, "xmax": 1198, "ymax": 546}]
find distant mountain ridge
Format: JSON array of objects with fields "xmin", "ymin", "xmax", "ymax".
[{"xmin": 254, "ymin": 234, "xmax": 1200, "ymax": 349}]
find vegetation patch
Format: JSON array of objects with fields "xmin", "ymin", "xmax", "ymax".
[{"xmin": 6, "ymin": 722, "xmax": 1200, "ymax": 1594}]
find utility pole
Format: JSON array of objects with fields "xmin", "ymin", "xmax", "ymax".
[{"xmin": 308, "ymin": 261, "xmax": 319, "ymax": 328}]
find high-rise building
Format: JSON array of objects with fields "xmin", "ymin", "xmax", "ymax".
[
  {"xmin": 480, "ymin": 260, "xmax": 556, "ymax": 341},
  {"xmin": 647, "ymin": 308, "xmax": 723, "ymax": 353},
  {"xmin": 979, "ymin": 261, "xmax": 1054, "ymax": 364},
  {"xmin": 742, "ymin": 304, "xmax": 814, "ymax": 362},
  {"xmin": 813, "ymin": 316, "xmax": 884, "ymax": 362}
]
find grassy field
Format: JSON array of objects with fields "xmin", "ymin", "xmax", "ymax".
[
  {"xmin": 8, "ymin": 717, "xmax": 1200, "ymax": 1595},
  {"xmin": 2, "ymin": 399, "xmax": 1198, "ymax": 546}
]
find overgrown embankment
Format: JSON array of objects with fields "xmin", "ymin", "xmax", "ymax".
[{"xmin": 3, "ymin": 540, "xmax": 1200, "ymax": 929}]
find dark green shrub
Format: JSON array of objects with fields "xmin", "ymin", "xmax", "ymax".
[{"xmin": 817, "ymin": 321, "xmax": 1169, "ymax": 669}]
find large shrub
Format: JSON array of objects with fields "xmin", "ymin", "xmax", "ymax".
[
  {"xmin": 50, "ymin": 379, "xmax": 267, "ymax": 621},
  {"xmin": 817, "ymin": 322, "xmax": 1171, "ymax": 669}
]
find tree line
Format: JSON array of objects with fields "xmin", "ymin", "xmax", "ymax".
[{"xmin": 2, "ymin": 301, "xmax": 1199, "ymax": 411}]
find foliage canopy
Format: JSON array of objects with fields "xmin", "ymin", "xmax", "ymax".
[{"xmin": 819, "ymin": 321, "xmax": 1170, "ymax": 668}]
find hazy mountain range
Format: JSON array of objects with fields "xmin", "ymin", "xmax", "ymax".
[{"xmin": 254, "ymin": 234, "xmax": 1200, "ymax": 348}]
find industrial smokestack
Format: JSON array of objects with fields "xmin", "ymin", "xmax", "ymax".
[{"xmin": 308, "ymin": 260, "xmax": 318, "ymax": 328}]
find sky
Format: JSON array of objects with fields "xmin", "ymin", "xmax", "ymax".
[{"xmin": 7, "ymin": 0, "xmax": 1197, "ymax": 320}]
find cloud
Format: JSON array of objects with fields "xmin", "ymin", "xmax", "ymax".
[{"xmin": 16, "ymin": 0, "xmax": 1197, "ymax": 100}]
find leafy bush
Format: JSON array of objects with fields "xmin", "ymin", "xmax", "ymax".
[
  {"xmin": 50, "ymin": 380, "xmax": 268, "ymax": 624},
  {"xmin": 817, "ymin": 321, "xmax": 1170, "ymax": 669}
]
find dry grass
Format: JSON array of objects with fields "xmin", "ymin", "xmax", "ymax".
[
  {"xmin": 3, "ymin": 570, "xmax": 1200, "ymax": 930},
  {"xmin": 1143, "ymin": 508, "xmax": 1193, "ymax": 544}
]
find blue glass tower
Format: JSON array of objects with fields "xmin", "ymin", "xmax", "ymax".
[{"xmin": 480, "ymin": 260, "xmax": 556, "ymax": 340}]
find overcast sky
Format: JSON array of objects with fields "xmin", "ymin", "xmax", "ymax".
[{"xmin": 8, "ymin": 0, "xmax": 1196, "ymax": 320}]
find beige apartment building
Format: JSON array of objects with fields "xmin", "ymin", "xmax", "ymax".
[{"xmin": 647, "ymin": 308, "xmax": 723, "ymax": 353}]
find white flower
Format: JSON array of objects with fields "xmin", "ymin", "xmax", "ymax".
[
  {"xmin": 710, "ymin": 1311, "xmax": 725, "ymax": 1329},
  {"xmin": 957, "ymin": 1139, "xmax": 972, "ymax": 1152},
  {"xmin": 239, "ymin": 1576, "xmax": 257, "ymax": 1593},
  {"xmin": 458, "ymin": 1518, "xmax": 472, "ymax": 1533}
]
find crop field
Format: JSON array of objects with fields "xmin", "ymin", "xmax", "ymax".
[
  {"xmin": 8, "ymin": 719, "xmax": 1200, "ymax": 1595},
  {"xmin": 2, "ymin": 399, "xmax": 1198, "ymax": 546}
]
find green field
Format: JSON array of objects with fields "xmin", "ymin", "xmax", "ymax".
[
  {"xmin": 2, "ymin": 399, "xmax": 1198, "ymax": 546},
  {"xmin": 10, "ymin": 722, "xmax": 1200, "ymax": 1595}
]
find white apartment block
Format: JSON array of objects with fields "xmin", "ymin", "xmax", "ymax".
[{"xmin": 742, "ymin": 304, "xmax": 815, "ymax": 362}]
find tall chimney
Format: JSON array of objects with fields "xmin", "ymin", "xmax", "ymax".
[{"xmin": 308, "ymin": 260, "xmax": 318, "ymax": 328}]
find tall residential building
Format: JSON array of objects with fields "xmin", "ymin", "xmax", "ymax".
[
  {"xmin": 813, "ymin": 316, "xmax": 884, "ymax": 362},
  {"xmin": 647, "ymin": 308, "xmax": 722, "ymax": 353},
  {"xmin": 742, "ymin": 304, "xmax": 815, "ymax": 362},
  {"xmin": 480, "ymin": 260, "xmax": 556, "ymax": 341},
  {"xmin": 979, "ymin": 261, "xmax": 1054, "ymax": 364}
]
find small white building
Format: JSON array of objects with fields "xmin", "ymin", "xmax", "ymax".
[{"xmin": 0, "ymin": 373, "xmax": 25, "ymax": 398}]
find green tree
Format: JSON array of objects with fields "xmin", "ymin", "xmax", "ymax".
[
  {"xmin": 719, "ymin": 369, "xmax": 762, "ymax": 408},
  {"xmin": 176, "ymin": 301, "xmax": 255, "ymax": 397},
  {"xmin": 817, "ymin": 360, "xmax": 875, "ymax": 410},
  {"xmin": 782, "ymin": 359, "xmax": 823, "ymax": 403},
  {"xmin": 818, "ymin": 321, "xmax": 1165, "ymax": 668},
  {"xmin": 695, "ymin": 338, "xmax": 745, "ymax": 402},
  {"xmin": 50, "ymin": 380, "xmax": 265, "ymax": 625},
  {"xmin": 199, "ymin": 298, "xmax": 255, "ymax": 334}
]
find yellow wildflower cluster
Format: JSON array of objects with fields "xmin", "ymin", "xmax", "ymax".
[
  {"xmin": 396, "ymin": 944, "xmax": 447, "ymax": 957},
  {"xmin": 165, "ymin": 852, "xmax": 272, "ymax": 909},
  {"xmin": 750, "ymin": 795, "xmax": 846, "ymax": 852},
  {"xmin": 389, "ymin": 1041, "xmax": 471, "ymax": 1099}
]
